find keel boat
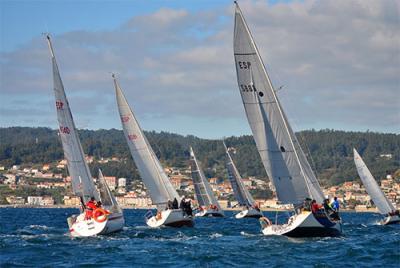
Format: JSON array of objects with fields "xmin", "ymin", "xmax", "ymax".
[
  {"xmin": 232, "ymin": 3, "xmax": 342, "ymax": 237},
  {"xmin": 46, "ymin": 35, "xmax": 124, "ymax": 237},
  {"xmin": 224, "ymin": 142, "xmax": 263, "ymax": 219},
  {"xmin": 114, "ymin": 75, "xmax": 193, "ymax": 228},
  {"xmin": 354, "ymin": 149, "xmax": 399, "ymax": 225},
  {"xmin": 190, "ymin": 147, "xmax": 224, "ymax": 217}
]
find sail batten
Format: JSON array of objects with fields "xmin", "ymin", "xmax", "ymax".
[
  {"xmin": 233, "ymin": 3, "xmax": 324, "ymax": 204},
  {"xmin": 47, "ymin": 35, "xmax": 98, "ymax": 203},
  {"xmin": 114, "ymin": 76, "xmax": 179, "ymax": 206},
  {"xmin": 190, "ymin": 147, "xmax": 222, "ymax": 210},
  {"xmin": 354, "ymin": 149, "xmax": 395, "ymax": 215}
]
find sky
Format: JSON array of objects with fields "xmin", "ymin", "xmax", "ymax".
[{"xmin": 0, "ymin": 0, "xmax": 399, "ymax": 138}]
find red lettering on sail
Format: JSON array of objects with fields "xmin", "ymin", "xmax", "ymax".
[
  {"xmin": 121, "ymin": 115, "xmax": 130, "ymax": 123},
  {"xmin": 128, "ymin": 134, "xmax": 137, "ymax": 140},
  {"xmin": 59, "ymin": 126, "xmax": 70, "ymax": 134},
  {"xmin": 56, "ymin": 100, "xmax": 64, "ymax": 110}
]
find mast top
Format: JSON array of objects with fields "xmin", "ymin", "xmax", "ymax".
[{"xmin": 45, "ymin": 33, "xmax": 55, "ymax": 58}]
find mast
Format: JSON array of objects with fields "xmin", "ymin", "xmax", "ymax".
[
  {"xmin": 114, "ymin": 75, "xmax": 179, "ymax": 207},
  {"xmin": 46, "ymin": 35, "xmax": 99, "ymax": 202},
  {"xmin": 233, "ymin": 2, "xmax": 324, "ymax": 204}
]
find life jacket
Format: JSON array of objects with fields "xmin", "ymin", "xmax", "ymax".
[{"xmin": 86, "ymin": 201, "xmax": 97, "ymax": 211}]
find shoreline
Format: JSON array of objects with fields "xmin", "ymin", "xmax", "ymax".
[{"xmin": 0, "ymin": 204, "xmax": 379, "ymax": 213}]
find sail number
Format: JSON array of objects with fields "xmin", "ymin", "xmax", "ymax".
[
  {"xmin": 59, "ymin": 126, "xmax": 70, "ymax": 134},
  {"xmin": 238, "ymin": 61, "xmax": 251, "ymax": 69},
  {"xmin": 121, "ymin": 115, "xmax": 130, "ymax": 123},
  {"xmin": 55, "ymin": 100, "xmax": 64, "ymax": 110},
  {"xmin": 240, "ymin": 84, "xmax": 257, "ymax": 92},
  {"xmin": 128, "ymin": 134, "xmax": 138, "ymax": 140}
]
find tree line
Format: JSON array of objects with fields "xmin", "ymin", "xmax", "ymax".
[{"xmin": 0, "ymin": 127, "xmax": 399, "ymax": 186}]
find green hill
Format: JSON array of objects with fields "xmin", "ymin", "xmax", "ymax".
[{"xmin": 0, "ymin": 127, "xmax": 398, "ymax": 186}]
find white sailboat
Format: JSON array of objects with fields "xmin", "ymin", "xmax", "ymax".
[
  {"xmin": 114, "ymin": 75, "xmax": 194, "ymax": 228},
  {"xmin": 354, "ymin": 149, "xmax": 399, "ymax": 225},
  {"xmin": 190, "ymin": 147, "xmax": 224, "ymax": 217},
  {"xmin": 223, "ymin": 142, "xmax": 263, "ymax": 219},
  {"xmin": 232, "ymin": 2, "xmax": 342, "ymax": 237},
  {"xmin": 46, "ymin": 35, "xmax": 124, "ymax": 237}
]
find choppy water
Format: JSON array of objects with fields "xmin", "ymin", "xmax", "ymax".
[{"xmin": 0, "ymin": 208, "xmax": 399, "ymax": 267}]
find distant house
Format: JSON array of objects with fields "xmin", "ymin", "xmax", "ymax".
[
  {"xmin": 6, "ymin": 196, "xmax": 25, "ymax": 205},
  {"xmin": 104, "ymin": 176, "xmax": 117, "ymax": 190}
]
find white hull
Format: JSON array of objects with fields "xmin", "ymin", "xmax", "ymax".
[
  {"xmin": 146, "ymin": 209, "xmax": 194, "ymax": 228},
  {"xmin": 262, "ymin": 211, "xmax": 342, "ymax": 237},
  {"xmin": 68, "ymin": 212, "xmax": 124, "ymax": 237},
  {"xmin": 381, "ymin": 215, "xmax": 400, "ymax": 225},
  {"xmin": 195, "ymin": 209, "xmax": 224, "ymax": 218},
  {"xmin": 235, "ymin": 208, "xmax": 263, "ymax": 219}
]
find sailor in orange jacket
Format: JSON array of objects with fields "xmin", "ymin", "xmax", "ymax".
[{"xmin": 85, "ymin": 197, "xmax": 97, "ymax": 220}]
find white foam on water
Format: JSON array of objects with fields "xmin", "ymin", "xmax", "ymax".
[{"xmin": 210, "ymin": 233, "xmax": 223, "ymax": 239}]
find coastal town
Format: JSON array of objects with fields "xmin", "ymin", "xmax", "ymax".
[{"xmin": 1, "ymin": 155, "xmax": 399, "ymax": 211}]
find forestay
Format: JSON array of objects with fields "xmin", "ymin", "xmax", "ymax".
[
  {"xmin": 46, "ymin": 35, "xmax": 98, "ymax": 203},
  {"xmin": 190, "ymin": 147, "xmax": 222, "ymax": 210},
  {"xmin": 354, "ymin": 149, "xmax": 395, "ymax": 215},
  {"xmin": 97, "ymin": 169, "xmax": 122, "ymax": 213},
  {"xmin": 114, "ymin": 76, "xmax": 179, "ymax": 207},
  {"xmin": 233, "ymin": 3, "xmax": 324, "ymax": 204},
  {"xmin": 224, "ymin": 142, "xmax": 254, "ymax": 206}
]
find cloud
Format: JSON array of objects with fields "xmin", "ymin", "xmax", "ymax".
[{"xmin": 0, "ymin": 0, "xmax": 399, "ymax": 137}]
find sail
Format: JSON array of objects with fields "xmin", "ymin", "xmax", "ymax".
[
  {"xmin": 224, "ymin": 142, "xmax": 254, "ymax": 206},
  {"xmin": 114, "ymin": 75, "xmax": 179, "ymax": 207},
  {"xmin": 97, "ymin": 169, "xmax": 122, "ymax": 213},
  {"xmin": 353, "ymin": 149, "xmax": 395, "ymax": 215},
  {"xmin": 190, "ymin": 147, "xmax": 222, "ymax": 210},
  {"xmin": 233, "ymin": 3, "xmax": 324, "ymax": 204},
  {"xmin": 46, "ymin": 35, "xmax": 98, "ymax": 203}
]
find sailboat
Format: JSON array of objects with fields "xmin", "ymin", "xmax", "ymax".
[
  {"xmin": 354, "ymin": 149, "xmax": 399, "ymax": 225},
  {"xmin": 232, "ymin": 2, "xmax": 342, "ymax": 237},
  {"xmin": 190, "ymin": 147, "xmax": 224, "ymax": 217},
  {"xmin": 223, "ymin": 142, "xmax": 263, "ymax": 219},
  {"xmin": 114, "ymin": 75, "xmax": 194, "ymax": 228},
  {"xmin": 46, "ymin": 35, "xmax": 124, "ymax": 237}
]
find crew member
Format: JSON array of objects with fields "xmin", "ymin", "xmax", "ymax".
[
  {"xmin": 311, "ymin": 199, "xmax": 321, "ymax": 213},
  {"xmin": 331, "ymin": 197, "xmax": 340, "ymax": 212},
  {"xmin": 85, "ymin": 197, "xmax": 97, "ymax": 220},
  {"xmin": 172, "ymin": 198, "xmax": 179, "ymax": 209}
]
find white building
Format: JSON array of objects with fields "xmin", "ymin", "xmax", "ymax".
[{"xmin": 27, "ymin": 196, "xmax": 43, "ymax": 206}]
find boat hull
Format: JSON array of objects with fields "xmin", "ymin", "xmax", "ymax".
[
  {"xmin": 195, "ymin": 209, "xmax": 224, "ymax": 217},
  {"xmin": 146, "ymin": 209, "xmax": 194, "ymax": 228},
  {"xmin": 235, "ymin": 208, "xmax": 263, "ymax": 219},
  {"xmin": 262, "ymin": 211, "xmax": 342, "ymax": 237},
  {"xmin": 68, "ymin": 212, "xmax": 124, "ymax": 237},
  {"xmin": 381, "ymin": 215, "xmax": 400, "ymax": 225}
]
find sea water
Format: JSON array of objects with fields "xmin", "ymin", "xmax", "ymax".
[{"xmin": 0, "ymin": 208, "xmax": 399, "ymax": 267}]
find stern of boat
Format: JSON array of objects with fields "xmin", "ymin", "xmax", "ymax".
[
  {"xmin": 381, "ymin": 215, "xmax": 400, "ymax": 225},
  {"xmin": 235, "ymin": 208, "xmax": 263, "ymax": 219},
  {"xmin": 261, "ymin": 211, "xmax": 342, "ymax": 237},
  {"xmin": 146, "ymin": 209, "xmax": 194, "ymax": 228}
]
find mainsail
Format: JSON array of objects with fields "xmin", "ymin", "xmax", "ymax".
[
  {"xmin": 224, "ymin": 142, "xmax": 254, "ymax": 206},
  {"xmin": 233, "ymin": 3, "xmax": 324, "ymax": 204},
  {"xmin": 190, "ymin": 147, "xmax": 222, "ymax": 210},
  {"xmin": 97, "ymin": 169, "xmax": 122, "ymax": 213},
  {"xmin": 114, "ymin": 75, "xmax": 179, "ymax": 207},
  {"xmin": 354, "ymin": 149, "xmax": 395, "ymax": 215},
  {"xmin": 46, "ymin": 35, "xmax": 98, "ymax": 203}
]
